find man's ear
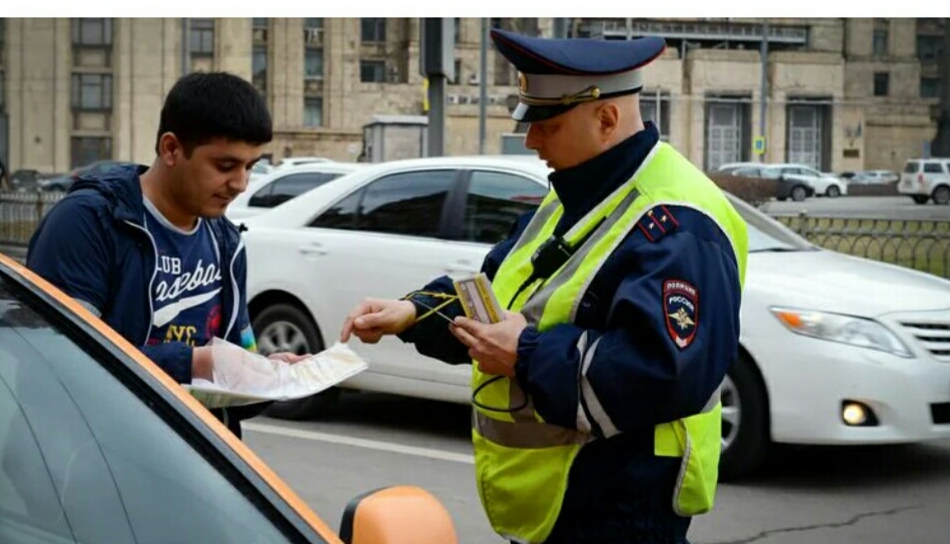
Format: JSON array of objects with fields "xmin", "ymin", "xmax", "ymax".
[
  {"xmin": 597, "ymin": 102, "xmax": 621, "ymax": 138},
  {"xmin": 157, "ymin": 132, "xmax": 183, "ymax": 167}
]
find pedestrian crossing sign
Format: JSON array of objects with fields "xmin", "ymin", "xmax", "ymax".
[{"xmin": 753, "ymin": 136, "xmax": 766, "ymax": 155}]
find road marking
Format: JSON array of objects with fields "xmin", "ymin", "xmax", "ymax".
[{"xmin": 243, "ymin": 422, "xmax": 475, "ymax": 465}]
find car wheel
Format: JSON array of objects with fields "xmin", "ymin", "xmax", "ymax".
[
  {"xmin": 252, "ymin": 303, "xmax": 339, "ymax": 420},
  {"xmin": 933, "ymin": 185, "xmax": 950, "ymax": 205},
  {"xmin": 791, "ymin": 186, "xmax": 807, "ymax": 202},
  {"xmin": 826, "ymin": 185, "xmax": 840, "ymax": 197},
  {"xmin": 912, "ymin": 195, "xmax": 930, "ymax": 205},
  {"xmin": 719, "ymin": 352, "xmax": 770, "ymax": 481}
]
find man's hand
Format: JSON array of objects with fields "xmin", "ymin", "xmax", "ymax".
[
  {"xmin": 340, "ymin": 298, "xmax": 417, "ymax": 344},
  {"xmin": 449, "ymin": 311, "xmax": 528, "ymax": 377},
  {"xmin": 192, "ymin": 346, "xmax": 214, "ymax": 382},
  {"xmin": 267, "ymin": 352, "xmax": 311, "ymax": 364}
]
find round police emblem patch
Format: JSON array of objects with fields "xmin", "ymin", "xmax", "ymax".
[{"xmin": 663, "ymin": 279, "xmax": 698, "ymax": 349}]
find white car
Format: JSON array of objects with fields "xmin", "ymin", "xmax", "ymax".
[
  {"xmin": 899, "ymin": 158, "xmax": 950, "ymax": 205},
  {"xmin": 240, "ymin": 155, "xmax": 950, "ymax": 480},
  {"xmin": 719, "ymin": 162, "xmax": 847, "ymax": 198},
  {"xmin": 227, "ymin": 162, "xmax": 366, "ymax": 221}
]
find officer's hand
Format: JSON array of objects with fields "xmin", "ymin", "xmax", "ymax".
[
  {"xmin": 450, "ymin": 311, "xmax": 527, "ymax": 377},
  {"xmin": 340, "ymin": 298, "xmax": 416, "ymax": 344}
]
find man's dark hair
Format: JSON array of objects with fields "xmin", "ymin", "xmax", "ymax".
[{"xmin": 155, "ymin": 71, "xmax": 273, "ymax": 156}]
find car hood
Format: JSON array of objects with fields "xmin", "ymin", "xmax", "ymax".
[{"xmin": 746, "ymin": 249, "xmax": 950, "ymax": 316}]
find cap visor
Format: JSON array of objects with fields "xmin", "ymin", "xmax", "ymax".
[{"xmin": 512, "ymin": 102, "xmax": 577, "ymax": 123}]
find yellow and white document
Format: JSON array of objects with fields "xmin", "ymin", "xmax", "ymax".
[
  {"xmin": 453, "ymin": 272, "xmax": 503, "ymax": 324},
  {"xmin": 185, "ymin": 338, "xmax": 368, "ymax": 409}
]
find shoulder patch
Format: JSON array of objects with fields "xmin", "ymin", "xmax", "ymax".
[
  {"xmin": 636, "ymin": 205, "xmax": 679, "ymax": 243},
  {"xmin": 663, "ymin": 278, "xmax": 698, "ymax": 349}
]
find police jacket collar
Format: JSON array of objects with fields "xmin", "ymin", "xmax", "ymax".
[{"xmin": 548, "ymin": 122, "xmax": 660, "ymax": 235}]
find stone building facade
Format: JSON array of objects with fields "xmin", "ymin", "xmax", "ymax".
[{"xmin": 0, "ymin": 17, "xmax": 940, "ymax": 175}]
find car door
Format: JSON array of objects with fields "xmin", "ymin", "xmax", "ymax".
[
  {"xmin": 0, "ymin": 271, "xmax": 327, "ymax": 544},
  {"xmin": 293, "ymin": 168, "xmax": 465, "ymax": 380}
]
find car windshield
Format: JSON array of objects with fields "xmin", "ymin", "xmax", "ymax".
[
  {"xmin": 725, "ymin": 194, "xmax": 815, "ymax": 253},
  {"xmin": 0, "ymin": 273, "xmax": 315, "ymax": 544}
]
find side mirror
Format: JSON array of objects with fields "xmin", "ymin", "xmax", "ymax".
[{"xmin": 339, "ymin": 486, "xmax": 458, "ymax": 544}]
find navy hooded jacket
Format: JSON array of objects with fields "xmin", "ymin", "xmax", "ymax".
[{"xmin": 26, "ymin": 163, "xmax": 266, "ymax": 434}]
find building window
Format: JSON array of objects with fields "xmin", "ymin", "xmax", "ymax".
[
  {"xmin": 71, "ymin": 73, "xmax": 112, "ymax": 111},
  {"xmin": 304, "ymin": 97, "xmax": 323, "ymax": 127},
  {"xmin": 361, "ymin": 18, "xmax": 386, "ymax": 43},
  {"xmin": 454, "ymin": 18, "xmax": 461, "ymax": 43},
  {"xmin": 252, "ymin": 45, "xmax": 267, "ymax": 96},
  {"xmin": 872, "ymin": 30, "xmax": 888, "ymax": 56},
  {"xmin": 920, "ymin": 76, "xmax": 941, "ymax": 99},
  {"xmin": 305, "ymin": 48, "xmax": 323, "ymax": 79},
  {"xmin": 252, "ymin": 17, "xmax": 268, "ymax": 45},
  {"xmin": 189, "ymin": 18, "xmax": 214, "ymax": 57},
  {"xmin": 640, "ymin": 92, "xmax": 671, "ymax": 141},
  {"xmin": 71, "ymin": 18, "xmax": 112, "ymax": 46},
  {"xmin": 917, "ymin": 34, "xmax": 943, "ymax": 61},
  {"xmin": 304, "ymin": 18, "xmax": 324, "ymax": 49},
  {"xmin": 360, "ymin": 60, "xmax": 385, "ymax": 83},
  {"xmin": 71, "ymin": 137, "xmax": 111, "ymax": 168},
  {"xmin": 873, "ymin": 72, "xmax": 889, "ymax": 96}
]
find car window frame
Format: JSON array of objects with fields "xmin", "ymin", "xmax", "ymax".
[
  {"xmin": 306, "ymin": 167, "xmax": 465, "ymax": 240},
  {"xmin": 445, "ymin": 167, "xmax": 549, "ymax": 244},
  {"xmin": 0, "ymin": 259, "xmax": 330, "ymax": 544}
]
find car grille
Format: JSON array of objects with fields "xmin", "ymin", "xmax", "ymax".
[{"xmin": 899, "ymin": 321, "xmax": 950, "ymax": 362}]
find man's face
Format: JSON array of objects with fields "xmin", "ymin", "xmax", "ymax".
[
  {"xmin": 169, "ymin": 137, "xmax": 264, "ymax": 219},
  {"xmin": 523, "ymin": 103, "xmax": 604, "ymax": 171}
]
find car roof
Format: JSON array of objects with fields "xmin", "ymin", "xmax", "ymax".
[
  {"xmin": 0, "ymin": 252, "xmax": 341, "ymax": 542},
  {"xmin": 242, "ymin": 155, "xmax": 553, "ymax": 228}
]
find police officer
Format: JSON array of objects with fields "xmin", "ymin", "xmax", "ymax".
[{"xmin": 341, "ymin": 28, "xmax": 748, "ymax": 544}]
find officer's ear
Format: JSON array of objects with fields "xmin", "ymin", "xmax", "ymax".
[{"xmin": 595, "ymin": 102, "xmax": 621, "ymax": 138}]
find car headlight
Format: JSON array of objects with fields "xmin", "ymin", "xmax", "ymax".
[{"xmin": 770, "ymin": 307, "xmax": 914, "ymax": 358}]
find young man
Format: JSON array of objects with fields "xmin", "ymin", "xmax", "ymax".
[
  {"xmin": 26, "ymin": 71, "xmax": 305, "ymax": 437},
  {"xmin": 342, "ymin": 30, "xmax": 748, "ymax": 543}
]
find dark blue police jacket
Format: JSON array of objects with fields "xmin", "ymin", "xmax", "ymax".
[{"xmin": 399, "ymin": 122, "xmax": 742, "ymax": 543}]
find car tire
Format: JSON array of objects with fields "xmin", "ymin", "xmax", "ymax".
[
  {"xmin": 251, "ymin": 303, "xmax": 339, "ymax": 420},
  {"xmin": 719, "ymin": 352, "xmax": 771, "ymax": 481},
  {"xmin": 826, "ymin": 185, "xmax": 840, "ymax": 197},
  {"xmin": 791, "ymin": 186, "xmax": 807, "ymax": 202},
  {"xmin": 912, "ymin": 195, "xmax": 930, "ymax": 205},
  {"xmin": 933, "ymin": 185, "xmax": 950, "ymax": 205}
]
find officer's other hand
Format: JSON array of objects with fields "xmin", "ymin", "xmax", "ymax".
[
  {"xmin": 340, "ymin": 298, "xmax": 416, "ymax": 344},
  {"xmin": 450, "ymin": 311, "xmax": 527, "ymax": 377}
]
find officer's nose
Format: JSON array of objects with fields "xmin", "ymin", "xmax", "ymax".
[{"xmin": 524, "ymin": 124, "xmax": 543, "ymax": 151}]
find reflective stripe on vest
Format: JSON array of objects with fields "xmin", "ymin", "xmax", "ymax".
[{"xmin": 470, "ymin": 141, "xmax": 749, "ymax": 543}]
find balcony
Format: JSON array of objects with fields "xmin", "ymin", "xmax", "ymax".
[{"xmin": 589, "ymin": 19, "xmax": 809, "ymax": 46}]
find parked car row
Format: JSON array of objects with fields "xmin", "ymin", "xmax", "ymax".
[
  {"xmin": 227, "ymin": 154, "xmax": 950, "ymax": 480},
  {"xmin": 716, "ymin": 162, "xmax": 847, "ymax": 201}
]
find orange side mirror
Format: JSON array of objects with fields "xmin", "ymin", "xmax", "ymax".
[{"xmin": 339, "ymin": 485, "xmax": 458, "ymax": 544}]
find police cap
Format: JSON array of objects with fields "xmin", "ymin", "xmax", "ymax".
[{"xmin": 490, "ymin": 28, "xmax": 666, "ymax": 123}]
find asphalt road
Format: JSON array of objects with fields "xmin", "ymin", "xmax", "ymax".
[
  {"xmin": 244, "ymin": 391, "xmax": 950, "ymax": 544},
  {"xmin": 761, "ymin": 196, "xmax": 949, "ymax": 221}
]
